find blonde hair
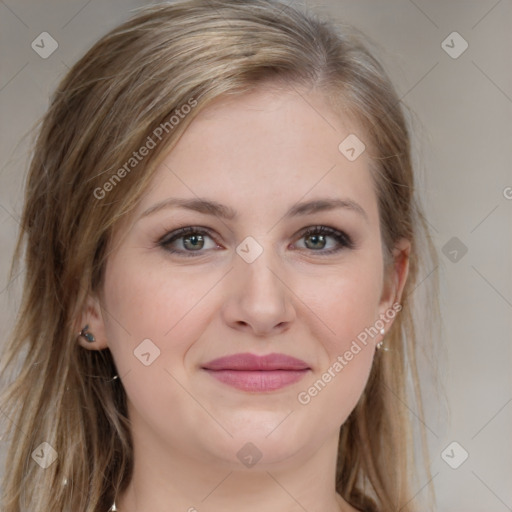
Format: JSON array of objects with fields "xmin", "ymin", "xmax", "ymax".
[{"xmin": 0, "ymin": 1, "xmax": 439, "ymax": 511}]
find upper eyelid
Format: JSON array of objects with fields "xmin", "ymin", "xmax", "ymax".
[{"xmin": 159, "ymin": 226, "xmax": 215, "ymax": 242}]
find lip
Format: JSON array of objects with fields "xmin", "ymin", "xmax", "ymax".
[{"xmin": 201, "ymin": 352, "xmax": 311, "ymax": 392}]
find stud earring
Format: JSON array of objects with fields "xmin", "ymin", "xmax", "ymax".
[
  {"xmin": 376, "ymin": 328, "xmax": 385, "ymax": 350},
  {"xmin": 78, "ymin": 324, "xmax": 95, "ymax": 343}
]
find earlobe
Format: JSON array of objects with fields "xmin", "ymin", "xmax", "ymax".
[{"xmin": 75, "ymin": 294, "xmax": 109, "ymax": 350}]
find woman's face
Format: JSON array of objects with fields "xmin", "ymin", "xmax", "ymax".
[{"xmin": 86, "ymin": 86, "xmax": 408, "ymax": 470}]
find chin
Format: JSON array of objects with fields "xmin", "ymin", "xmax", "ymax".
[{"xmin": 195, "ymin": 418, "xmax": 312, "ymax": 469}]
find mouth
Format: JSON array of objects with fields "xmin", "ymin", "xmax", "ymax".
[{"xmin": 201, "ymin": 352, "xmax": 311, "ymax": 392}]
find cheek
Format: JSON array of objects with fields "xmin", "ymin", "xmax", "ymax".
[
  {"xmin": 295, "ymin": 276, "xmax": 380, "ymax": 425},
  {"xmin": 312, "ymin": 256, "xmax": 384, "ymax": 350},
  {"xmin": 100, "ymin": 259, "xmax": 212, "ymax": 428},
  {"xmin": 293, "ymin": 256, "xmax": 383, "ymax": 419},
  {"xmin": 101, "ymin": 256, "xmax": 219, "ymax": 373}
]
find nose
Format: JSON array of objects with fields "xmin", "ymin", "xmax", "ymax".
[{"xmin": 221, "ymin": 248, "xmax": 296, "ymax": 337}]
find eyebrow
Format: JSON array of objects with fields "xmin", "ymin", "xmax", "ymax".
[{"xmin": 139, "ymin": 197, "xmax": 368, "ymax": 222}]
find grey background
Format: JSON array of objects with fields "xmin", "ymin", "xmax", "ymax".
[{"xmin": 1, "ymin": 0, "xmax": 511, "ymax": 510}]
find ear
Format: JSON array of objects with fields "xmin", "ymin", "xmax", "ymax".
[
  {"xmin": 75, "ymin": 292, "xmax": 109, "ymax": 351},
  {"xmin": 378, "ymin": 238, "xmax": 410, "ymax": 316}
]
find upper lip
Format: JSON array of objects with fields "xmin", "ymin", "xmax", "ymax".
[{"xmin": 202, "ymin": 352, "xmax": 310, "ymax": 371}]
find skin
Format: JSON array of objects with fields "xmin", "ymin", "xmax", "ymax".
[{"xmin": 79, "ymin": 86, "xmax": 409, "ymax": 512}]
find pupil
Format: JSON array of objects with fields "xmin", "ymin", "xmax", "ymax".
[
  {"xmin": 185, "ymin": 235, "xmax": 203, "ymax": 250},
  {"xmin": 308, "ymin": 234, "xmax": 325, "ymax": 249}
]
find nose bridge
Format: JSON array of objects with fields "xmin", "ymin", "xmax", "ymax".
[
  {"xmin": 222, "ymin": 233, "xmax": 295, "ymax": 334},
  {"xmin": 236, "ymin": 237, "xmax": 284, "ymax": 298}
]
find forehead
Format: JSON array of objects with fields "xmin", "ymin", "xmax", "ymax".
[{"xmin": 133, "ymin": 86, "xmax": 378, "ymax": 224}]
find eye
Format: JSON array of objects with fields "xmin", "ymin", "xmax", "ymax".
[
  {"xmin": 293, "ymin": 225, "xmax": 354, "ymax": 254},
  {"xmin": 158, "ymin": 225, "xmax": 354, "ymax": 258},
  {"xmin": 158, "ymin": 226, "xmax": 220, "ymax": 256}
]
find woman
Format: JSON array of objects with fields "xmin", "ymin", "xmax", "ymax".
[{"xmin": 0, "ymin": 1, "xmax": 438, "ymax": 511}]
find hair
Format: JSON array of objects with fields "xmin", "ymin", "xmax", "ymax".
[{"xmin": 0, "ymin": 1, "xmax": 439, "ymax": 511}]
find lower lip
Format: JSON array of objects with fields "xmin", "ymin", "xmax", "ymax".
[{"xmin": 203, "ymin": 369, "xmax": 309, "ymax": 392}]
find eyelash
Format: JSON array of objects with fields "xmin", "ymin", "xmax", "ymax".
[{"xmin": 157, "ymin": 225, "xmax": 354, "ymax": 258}]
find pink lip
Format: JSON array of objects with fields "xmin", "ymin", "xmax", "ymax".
[{"xmin": 201, "ymin": 352, "xmax": 311, "ymax": 392}]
